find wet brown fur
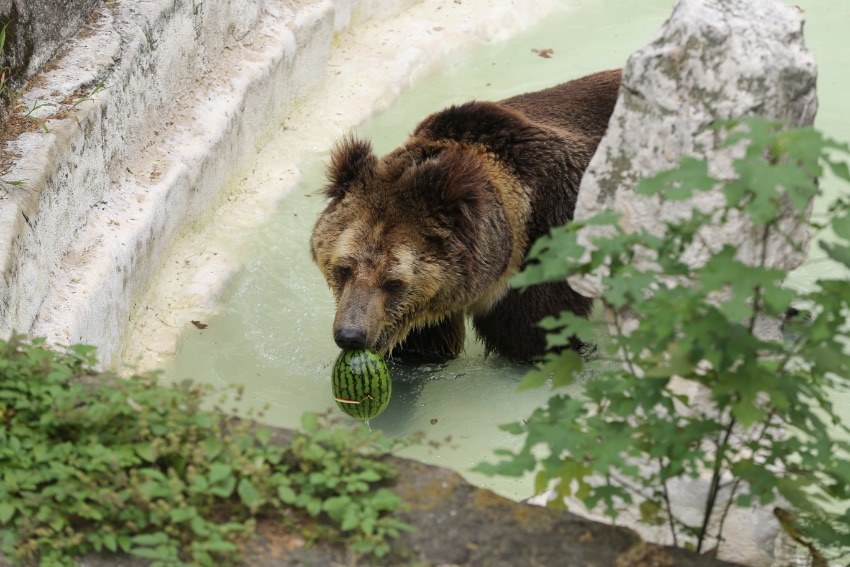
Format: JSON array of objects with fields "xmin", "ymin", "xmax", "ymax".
[{"xmin": 310, "ymin": 69, "xmax": 621, "ymax": 362}]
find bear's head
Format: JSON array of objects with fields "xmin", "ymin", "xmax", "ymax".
[{"xmin": 310, "ymin": 136, "xmax": 516, "ymax": 355}]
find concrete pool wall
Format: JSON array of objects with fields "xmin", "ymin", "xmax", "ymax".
[{"xmin": 0, "ymin": 0, "xmax": 561, "ymax": 368}]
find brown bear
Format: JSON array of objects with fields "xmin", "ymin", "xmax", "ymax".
[{"xmin": 310, "ymin": 69, "xmax": 621, "ymax": 363}]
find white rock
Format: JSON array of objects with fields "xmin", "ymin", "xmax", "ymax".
[
  {"xmin": 554, "ymin": 1, "xmax": 818, "ymax": 566},
  {"xmin": 571, "ymin": 0, "xmax": 817, "ymax": 300}
]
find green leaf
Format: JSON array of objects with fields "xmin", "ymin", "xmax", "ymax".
[
  {"xmin": 322, "ymin": 495, "xmax": 352, "ymax": 519},
  {"xmin": 69, "ymin": 344, "xmax": 98, "ymax": 365},
  {"xmin": 553, "ymin": 458, "xmax": 593, "ymax": 501},
  {"xmin": 192, "ymin": 539, "xmax": 237, "ymax": 552},
  {"xmin": 203, "ymin": 437, "xmax": 224, "ymax": 461},
  {"xmin": 825, "ymin": 156, "xmax": 850, "ymax": 184},
  {"xmin": 635, "ymin": 156, "xmax": 716, "ymax": 199},
  {"xmin": 301, "ymin": 412, "xmax": 319, "ymax": 434},
  {"xmin": 306, "ymin": 497, "xmax": 323, "ymax": 517},
  {"xmin": 341, "ymin": 508, "xmax": 360, "ymax": 531},
  {"xmin": 474, "ymin": 449, "xmax": 536, "ymax": 477},
  {"xmin": 255, "ymin": 427, "xmax": 272, "ymax": 447},
  {"xmin": 134, "ymin": 443, "xmax": 156, "ymax": 463},
  {"xmin": 209, "ymin": 475, "xmax": 236, "ymax": 498},
  {"xmin": 190, "ymin": 515, "xmax": 211, "ymax": 537},
  {"xmin": 237, "ymin": 478, "xmax": 263, "ymax": 511},
  {"xmin": 131, "ymin": 532, "xmax": 169, "ymax": 546},
  {"xmin": 276, "ymin": 484, "xmax": 297, "ymax": 504},
  {"xmin": 820, "ymin": 241, "xmax": 850, "ymax": 268},
  {"xmin": 169, "ymin": 507, "xmax": 195, "ymax": 523},
  {"xmin": 129, "ymin": 545, "xmax": 177, "ymax": 560},
  {"xmin": 0, "ymin": 501, "xmax": 15, "ymax": 524},
  {"xmin": 639, "ymin": 499, "xmax": 664, "ymax": 525},
  {"xmin": 207, "ymin": 463, "xmax": 233, "ymax": 485},
  {"xmin": 830, "ymin": 211, "xmax": 850, "ymax": 241},
  {"xmin": 550, "ymin": 350, "xmax": 583, "ymax": 389},
  {"xmin": 517, "ymin": 366, "xmax": 548, "ymax": 391}
]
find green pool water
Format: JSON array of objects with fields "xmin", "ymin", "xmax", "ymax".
[{"xmin": 163, "ymin": 0, "xmax": 850, "ymax": 500}]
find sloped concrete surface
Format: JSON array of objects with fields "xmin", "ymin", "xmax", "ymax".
[
  {"xmin": 117, "ymin": 0, "xmax": 565, "ymax": 371},
  {"xmin": 3, "ymin": 0, "xmax": 330, "ymax": 363},
  {"xmin": 0, "ymin": 0, "xmax": 561, "ymax": 367}
]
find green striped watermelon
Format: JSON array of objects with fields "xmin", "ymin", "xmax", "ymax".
[{"xmin": 332, "ymin": 348, "xmax": 392, "ymax": 420}]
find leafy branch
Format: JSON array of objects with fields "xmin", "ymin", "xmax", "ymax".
[{"xmin": 477, "ymin": 117, "xmax": 850, "ymax": 562}]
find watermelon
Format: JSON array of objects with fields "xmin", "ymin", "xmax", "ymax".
[{"xmin": 331, "ymin": 348, "xmax": 391, "ymax": 420}]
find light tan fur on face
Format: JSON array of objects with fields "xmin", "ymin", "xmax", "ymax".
[
  {"xmin": 369, "ymin": 240, "xmax": 446, "ymax": 353},
  {"xmin": 316, "ymin": 209, "xmax": 444, "ymax": 353}
]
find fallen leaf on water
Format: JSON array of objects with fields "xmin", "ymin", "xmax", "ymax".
[
  {"xmin": 532, "ymin": 48, "xmax": 554, "ymax": 59},
  {"xmin": 191, "ymin": 320, "xmax": 208, "ymax": 329}
]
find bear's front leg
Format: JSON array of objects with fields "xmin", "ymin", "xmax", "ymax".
[
  {"xmin": 391, "ymin": 312, "xmax": 465, "ymax": 362},
  {"xmin": 473, "ymin": 282, "xmax": 593, "ymax": 363}
]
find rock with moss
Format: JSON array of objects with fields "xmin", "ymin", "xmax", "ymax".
[
  {"xmin": 572, "ymin": 0, "xmax": 817, "ymax": 300},
  {"xmin": 558, "ymin": 1, "xmax": 819, "ymax": 565}
]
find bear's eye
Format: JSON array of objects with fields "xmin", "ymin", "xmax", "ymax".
[
  {"xmin": 382, "ymin": 279, "xmax": 404, "ymax": 292},
  {"xmin": 334, "ymin": 266, "xmax": 353, "ymax": 283}
]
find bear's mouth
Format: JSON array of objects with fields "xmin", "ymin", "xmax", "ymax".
[{"xmin": 375, "ymin": 323, "xmax": 413, "ymax": 359}]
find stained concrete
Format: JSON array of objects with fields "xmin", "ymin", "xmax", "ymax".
[
  {"xmin": 0, "ymin": 0, "xmax": 103, "ymax": 93},
  {"xmin": 0, "ymin": 0, "xmax": 561, "ymax": 367}
]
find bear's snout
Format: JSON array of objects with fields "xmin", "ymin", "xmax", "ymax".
[
  {"xmin": 334, "ymin": 327, "xmax": 368, "ymax": 350},
  {"xmin": 332, "ymin": 284, "xmax": 384, "ymax": 351}
]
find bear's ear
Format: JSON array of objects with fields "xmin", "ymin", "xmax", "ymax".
[
  {"xmin": 324, "ymin": 136, "xmax": 377, "ymax": 199},
  {"xmin": 417, "ymin": 149, "xmax": 487, "ymax": 207},
  {"xmin": 416, "ymin": 148, "xmax": 487, "ymax": 239}
]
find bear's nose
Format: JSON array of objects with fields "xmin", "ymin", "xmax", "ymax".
[{"xmin": 334, "ymin": 327, "xmax": 367, "ymax": 350}]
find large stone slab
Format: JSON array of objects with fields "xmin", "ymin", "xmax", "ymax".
[
  {"xmin": 557, "ymin": 1, "xmax": 818, "ymax": 565},
  {"xmin": 571, "ymin": 0, "xmax": 817, "ymax": 298}
]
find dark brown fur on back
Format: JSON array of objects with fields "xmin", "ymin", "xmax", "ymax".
[{"xmin": 311, "ymin": 69, "xmax": 621, "ymax": 362}]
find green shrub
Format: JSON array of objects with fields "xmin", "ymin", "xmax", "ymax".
[
  {"xmin": 0, "ymin": 336, "xmax": 411, "ymax": 566},
  {"xmin": 477, "ymin": 118, "xmax": 850, "ymax": 561}
]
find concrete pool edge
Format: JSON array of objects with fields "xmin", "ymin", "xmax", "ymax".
[
  {"xmin": 117, "ymin": 0, "xmax": 566, "ymax": 372},
  {"xmin": 0, "ymin": 0, "xmax": 563, "ymax": 369}
]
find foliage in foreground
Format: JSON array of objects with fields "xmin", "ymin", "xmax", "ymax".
[
  {"xmin": 0, "ymin": 336, "xmax": 411, "ymax": 566},
  {"xmin": 478, "ymin": 118, "xmax": 850, "ymax": 561}
]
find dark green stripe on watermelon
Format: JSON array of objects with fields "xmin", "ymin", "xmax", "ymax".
[{"xmin": 332, "ymin": 348, "xmax": 391, "ymax": 420}]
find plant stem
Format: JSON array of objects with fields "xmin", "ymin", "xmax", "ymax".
[
  {"xmin": 659, "ymin": 458, "xmax": 679, "ymax": 548},
  {"xmin": 696, "ymin": 417, "xmax": 737, "ymax": 553},
  {"xmin": 608, "ymin": 470, "xmax": 658, "ymax": 502},
  {"xmin": 608, "ymin": 301, "xmax": 641, "ymax": 379},
  {"xmin": 714, "ymin": 410, "xmax": 775, "ymax": 544}
]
